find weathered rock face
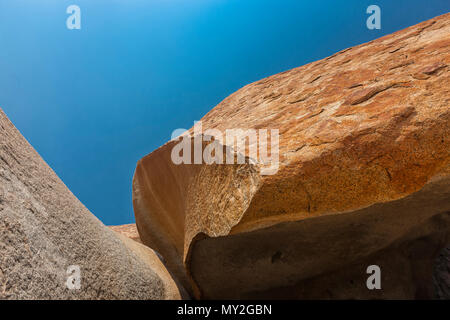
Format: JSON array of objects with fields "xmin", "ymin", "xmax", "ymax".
[
  {"xmin": 113, "ymin": 231, "xmax": 182, "ymax": 299},
  {"xmin": 109, "ymin": 223, "xmax": 188, "ymax": 299},
  {"xmin": 110, "ymin": 223, "xmax": 143, "ymax": 244},
  {"xmin": 0, "ymin": 109, "xmax": 180, "ymax": 300},
  {"xmin": 133, "ymin": 13, "xmax": 450, "ymax": 299},
  {"xmin": 434, "ymin": 247, "xmax": 450, "ymax": 299}
]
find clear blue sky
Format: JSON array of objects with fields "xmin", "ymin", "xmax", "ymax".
[{"xmin": 0, "ymin": 1, "xmax": 449, "ymax": 225}]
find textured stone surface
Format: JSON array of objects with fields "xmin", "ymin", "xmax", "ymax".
[
  {"xmin": 113, "ymin": 232, "xmax": 181, "ymax": 299},
  {"xmin": 110, "ymin": 224, "xmax": 142, "ymax": 244},
  {"xmin": 434, "ymin": 247, "xmax": 450, "ymax": 299},
  {"xmin": 0, "ymin": 109, "xmax": 180, "ymax": 300},
  {"xmin": 133, "ymin": 14, "xmax": 450, "ymax": 299},
  {"xmin": 110, "ymin": 224, "xmax": 189, "ymax": 299}
]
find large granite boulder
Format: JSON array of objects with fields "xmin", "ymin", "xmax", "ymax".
[
  {"xmin": 0, "ymin": 109, "xmax": 181, "ymax": 299},
  {"xmin": 133, "ymin": 13, "xmax": 450, "ymax": 299}
]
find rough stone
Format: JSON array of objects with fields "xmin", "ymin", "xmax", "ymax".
[
  {"xmin": 110, "ymin": 223, "xmax": 142, "ymax": 244},
  {"xmin": 133, "ymin": 14, "xmax": 450, "ymax": 299},
  {"xmin": 0, "ymin": 109, "xmax": 180, "ymax": 300},
  {"xmin": 434, "ymin": 247, "xmax": 450, "ymax": 299}
]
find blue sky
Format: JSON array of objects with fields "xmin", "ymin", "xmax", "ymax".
[{"xmin": 0, "ymin": 0, "xmax": 449, "ymax": 225}]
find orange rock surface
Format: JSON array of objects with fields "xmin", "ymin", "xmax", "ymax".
[
  {"xmin": 133, "ymin": 14, "xmax": 450, "ymax": 299},
  {"xmin": 109, "ymin": 223, "xmax": 142, "ymax": 243}
]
